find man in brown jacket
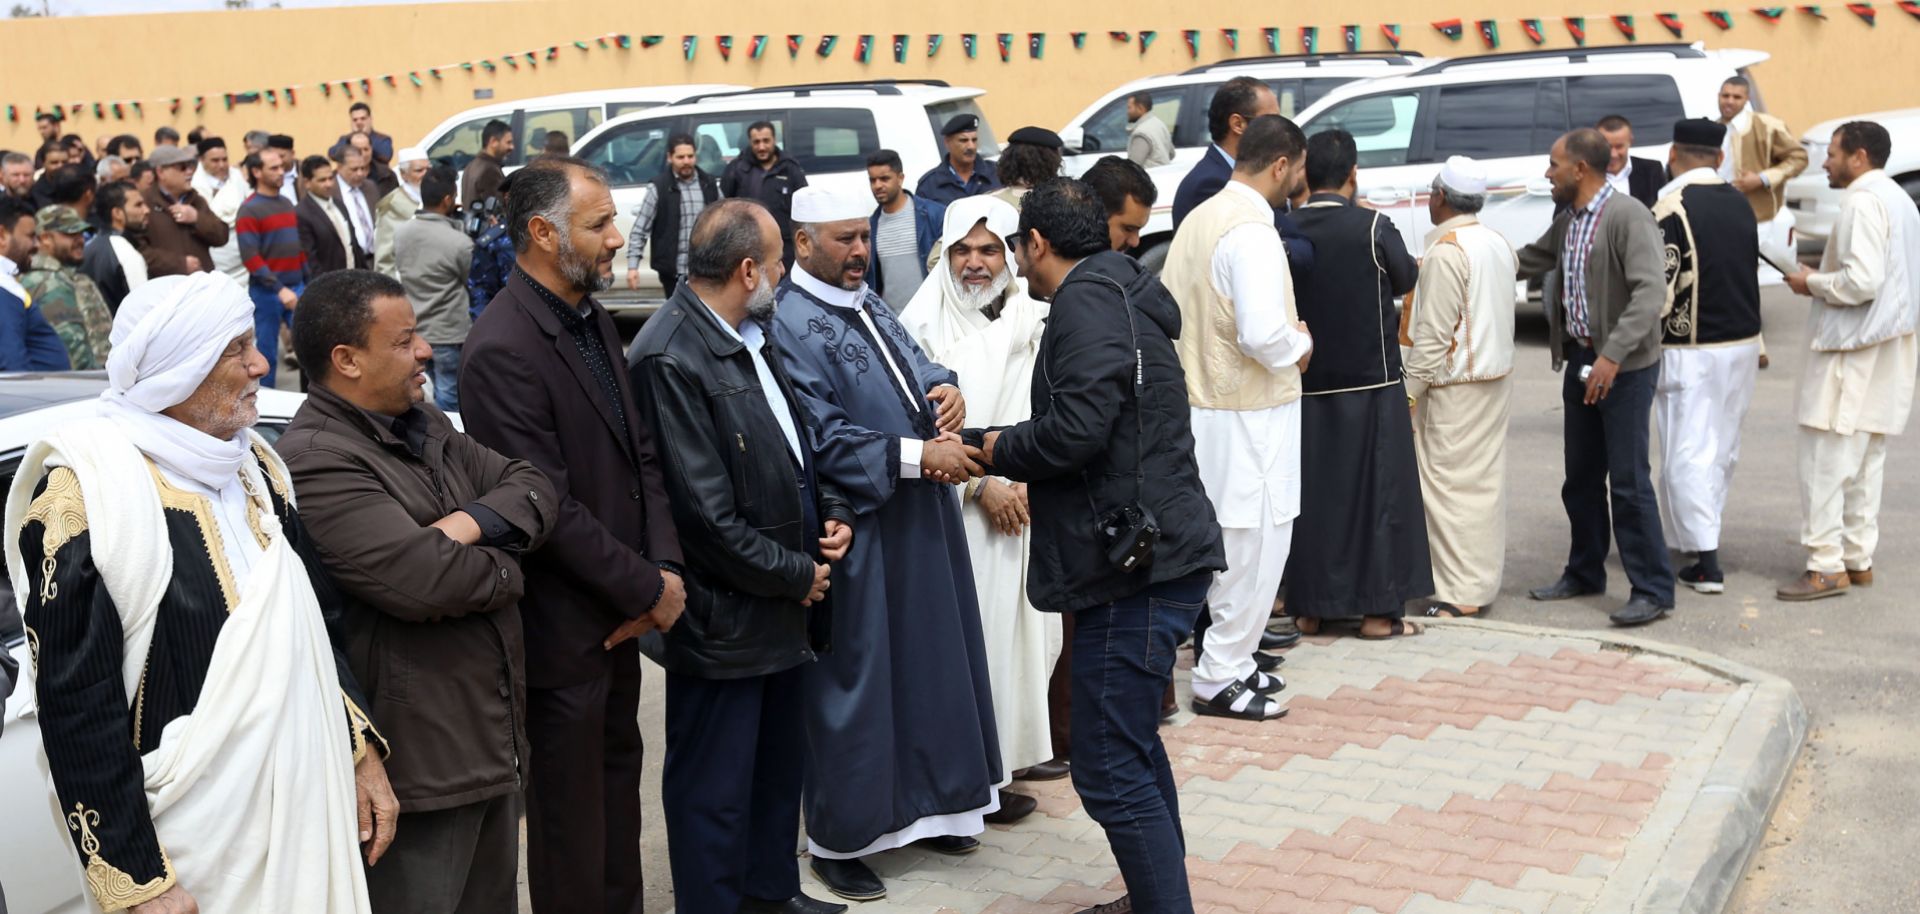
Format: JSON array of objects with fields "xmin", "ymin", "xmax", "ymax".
[
  {"xmin": 138, "ymin": 144, "xmax": 228, "ymax": 276},
  {"xmin": 282, "ymin": 268, "xmax": 558, "ymax": 913}
]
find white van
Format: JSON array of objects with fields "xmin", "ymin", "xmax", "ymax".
[{"xmin": 416, "ymin": 85, "xmax": 745, "ymax": 172}]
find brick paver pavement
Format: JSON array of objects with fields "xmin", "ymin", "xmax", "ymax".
[{"xmin": 790, "ymin": 621, "xmax": 1750, "ymax": 914}]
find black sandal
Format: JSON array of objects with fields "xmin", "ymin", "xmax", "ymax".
[
  {"xmin": 1246, "ymin": 671, "xmax": 1286, "ymax": 696},
  {"xmin": 1192, "ymin": 680, "xmax": 1288, "ymax": 721},
  {"xmin": 1358, "ymin": 619, "xmax": 1426, "ymax": 640}
]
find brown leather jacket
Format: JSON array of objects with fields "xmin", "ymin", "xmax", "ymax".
[
  {"xmin": 136, "ymin": 184, "xmax": 229, "ymax": 277},
  {"xmin": 282, "ymin": 383, "xmax": 556, "ymax": 811}
]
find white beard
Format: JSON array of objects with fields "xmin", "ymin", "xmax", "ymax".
[{"xmin": 953, "ymin": 267, "xmax": 1013, "ymax": 313}]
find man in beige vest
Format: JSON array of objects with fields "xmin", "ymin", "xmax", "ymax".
[
  {"xmin": 1161, "ymin": 114, "xmax": 1312, "ymax": 721},
  {"xmin": 374, "ymin": 146, "xmax": 428, "ymax": 278},
  {"xmin": 1404, "ymin": 157, "xmax": 1517, "ymax": 619}
]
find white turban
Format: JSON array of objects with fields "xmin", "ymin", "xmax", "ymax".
[
  {"xmin": 939, "ymin": 195, "xmax": 1019, "ymax": 250},
  {"xmin": 99, "ymin": 272, "xmax": 258, "ymax": 489},
  {"xmin": 791, "ymin": 186, "xmax": 871, "ymax": 223},
  {"xmin": 1436, "ymin": 156, "xmax": 1489, "ymax": 196},
  {"xmin": 394, "ymin": 146, "xmax": 428, "ymax": 166}
]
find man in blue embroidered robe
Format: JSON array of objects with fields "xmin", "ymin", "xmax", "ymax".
[{"xmin": 768, "ymin": 187, "xmax": 1002, "ymax": 901}]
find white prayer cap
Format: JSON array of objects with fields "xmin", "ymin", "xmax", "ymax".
[
  {"xmin": 791, "ymin": 186, "xmax": 871, "ymax": 224},
  {"xmin": 394, "ymin": 146, "xmax": 428, "ymax": 165},
  {"xmin": 1436, "ymin": 156, "xmax": 1489, "ymax": 196},
  {"xmin": 940, "ymin": 195, "xmax": 1020, "ymax": 250},
  {"xmin": 104, "ymin": 272, "xmax": 255, "ymax": 414}
]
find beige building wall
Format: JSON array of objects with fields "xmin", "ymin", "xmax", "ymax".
[{"xmin": 0, "ymin": 0, "xmax": 1908, "ymax": 158}]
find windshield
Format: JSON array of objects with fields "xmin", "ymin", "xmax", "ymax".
[{"xmin": 925, "ymin": 99, "xmax": 1001, "ymax": 158}]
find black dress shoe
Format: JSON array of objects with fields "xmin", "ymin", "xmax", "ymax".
[
  {"xmin": 739, "ymin": 894, "xmax": 850, "ymax": 914},
  {"xmin": 1260, "ymin": 628, "xmax": 1302, "ymax": 650},
  {"xmin": 1015, "ymin": 758, "xmax": 1070, "ymax": 781},
  {"xmin": 1074, "ymin": 893, "xmax": 1133, "ymax": 913},
  {"xmin": 915, "ymin": 834, "xmax": 980, "ymax": 855},
  {"xmin": 809, "ymin": 857, "xmax": 885, "ymax": 901},
  {"xmin": 983, "ymin": 789, "xmax": 1038, "ymax": 824},
  {"xmin": 1609, "ymin": 597, "xmax": 1671, "ymax": 627},
  {"xmin": 1254, "ymin": 651, "xmax": 1285, "ymax": 672},
  {"xmin": 1528, "ymin": 576, "xmax": 1602, "ymax": 601}
]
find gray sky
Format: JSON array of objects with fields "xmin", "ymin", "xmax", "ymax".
[{"xmin": 16, "ymin": 0, "xmax": 458, "ymax": 15}]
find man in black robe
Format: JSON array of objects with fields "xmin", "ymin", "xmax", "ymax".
[{"xmin": 1285, "ymin": 129, "xmax": 1433, "ymax": 637}]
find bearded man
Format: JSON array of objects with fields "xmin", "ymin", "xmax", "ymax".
[
  {"xmin": 8, "ymin": 272, "xmax": 395, "ymax": 914},
  {"xmin": 899, "ymin": 195, "xmax": 1057, "ymax": 823}
]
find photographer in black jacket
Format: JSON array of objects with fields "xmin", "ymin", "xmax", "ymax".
[{"xmin": 972, "ymin": 178, "xmax": 1225, "ymax": 914}]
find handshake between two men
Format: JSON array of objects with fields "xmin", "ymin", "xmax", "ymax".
[{"xmin": 918, "ymin": 384, "xmax": 1003, "ymax": 485}]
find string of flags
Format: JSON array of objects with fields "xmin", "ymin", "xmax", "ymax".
[{"xmin": 10, "ymin": 8, "xmax": 1917, "ymax": 124}]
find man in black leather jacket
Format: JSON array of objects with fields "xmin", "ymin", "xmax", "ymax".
[
  {"xmin": 626, "ymin": 198, "xmax": 852, "ymax": 914},
  {"xmin": 975, "ymin": 178, "xmax": 1225, "ymax": 914}
]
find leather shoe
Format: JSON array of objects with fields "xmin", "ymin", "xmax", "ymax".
[
  {"xmin": 983, "ymin": 789, "xmax": 1037, "ymax": 824},
  {"xmin": 1776, "ymin": 570, "xmax": 1849, "ymax": 601},
  {"xmin": 739, "ymin": 894, "xmax": 850, "ymax": 914},
  {"xmin": 915, "ymin": 835, "xmax": 980, "ymax": 855},
  {"xmin": 1260, "ymin": 628, "xmax": 1301, "ymax": 650},
  {"xmin": 1254, "ymin": 650, "xmax": 1284, "ymax": 672},
  {"xmin": 1015, "ymin": 759, "xmax": 1070, "ymax": 781},
  {"xmin": 1609, "ymin": 597, "xmax": 1671, "ymax": 627},
  {"xmin": 1075, "ymin": 894, "xmax": 1133, "ymax": 913},
  {"xmin": 1529, "ymin": 576, "xmax": 1601, "ymax": 601},
  {"xmin": 1848, "ymin": 567, "xmax": 1874, "ymax": 587},
  {"xmin": 809, "ymin": 857, "xmax": 885, "ymax": 901}
]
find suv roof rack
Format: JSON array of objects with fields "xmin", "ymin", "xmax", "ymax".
[
  {"xmin": 1182, "ymin": 51, "xmax": 1423, "ymax": 75},
  {"xmin": 1419, "ymin": 43, "xmax": 1705, "ymax": 74},
  {"xmin": 675, "ymin": 79, "xmax": 953, "ymax": 105}
]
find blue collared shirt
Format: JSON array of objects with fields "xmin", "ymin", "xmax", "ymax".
[{"xmin": 914, "ymin": 156, "xmax": 1001, "ymax": 206}]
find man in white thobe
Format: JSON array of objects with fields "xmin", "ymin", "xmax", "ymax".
[
  {"xmin": 189, "ymin": 137, "xmax": 249, "ymax": 288},
  {"xmin": 1159, "ymin": 114, "xmax": 1313, "ymax": 721},
  {"xmin": 1779, "ymin": 121, "xmax": 1920, "ymax": 600},
  {"xmin": 899, "ymin": 195, "xmax": 1059, "ymax": 822},
  {"xmin": 375, "ymin": 146, "xmax": 428, "ymax": 278},
  {"xmin": 8, "ymin": 273, "xmax": 396, "ymax": 914},
  {"xmin": 1403, "ymin": 157, "xmax": 1517, "ymax": 618}
]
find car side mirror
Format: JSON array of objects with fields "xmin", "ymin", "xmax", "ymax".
[{"xmin": 1059, "ymin": 126, "xmax": 1089, "ymax": 154}]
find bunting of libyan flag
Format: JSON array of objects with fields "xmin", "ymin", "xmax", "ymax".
[
  {"xmin": 892, "ymin": 34, "xmax": 908, "ymax": 63},
  {"xmin": 1138, "ymin": 30, "xmax": 1157, "ymax": 54},
  {"xmin": 1848, "ymin": 2, "xmax": 1876, "ymax": 23},
  {"xmin": 1706, "ymin": 9, "xmax": 1736, "ymax": 28},
  {"xmin": 927, "ymin": 34, "xmax": 943, "ymax": 57},
  {"xmin": 1343, "ymin": 24, "xmax": 1361, "ymax": 51},
  {"xmin": 751, "ymin": 35, "xmax": 768, "ymax": 59},
  {"xmin": 1901, "ymin": 1, "xmax": 1920, "ymax": 19},
  {"xmin": 786, "ymin": 35, "xmax": 803, "ymax": 59},
  {"xmin": 1433, "ymin": 18, "xmax": 1465, "ymax": 39},
  {"xmin": 1182, "ymin": 28, "xmax": 1200, "ymax": 58},
  {"xmin": 854, "ymin": 35, "xmax": 873, "ymax": 64},
  {"xmin": 996, "ymin": 32, "xmax": 1013, "ymax": 62},
  {"xmin": 1381, "ymin": 23, "xmax": 1403, "ymax": 48},
  {"xmin": 716, "ymin": 35, "xmax": 733, "ymax": 61},
  {"xmin": 1522, "ymin": 18, "xmax": 1547, "ymax": 43},
  {"xmin": 1658, "ymin": 12, "xmax": 1687, "ymax": 36},
  {"xmin": 1221, "ymin": 27, "xmax": 1238, "ymax": 51},
  {"xmin": 1477, "ymin": 18, "xmax": 1500, "ymax": 47},
  {"xmin": 1300, "ymin": 25, "xmax": 1319, "ymax": 52},
  {"xmin": 961, "ymin": 33, "xmax": 978, "ymax": 59},
  {"xmin": 1614, "ymin": 13, "xmax": 1638, "ymax": 38},
  {"xmin": 1566, "ymin": 15, "xmax": 1589, "ymax": 43},
  {"xmin": 1030, "ymin": 32, "xmax": 1046, "ymax": 58},
  {"xmin": 681, "ymin": 35, "xmax": 696, "ymax": 61},
  {"xmin": 816, "ymin": 35, "xmax": 837, "ymax": 58},
  {"xmin": 1263, "ymin": 27, "xmax": 1280, "ymax": 52},
  {"xmin": 1754, "ymin": 7, "xmax": 1788, "ymax": 20}
]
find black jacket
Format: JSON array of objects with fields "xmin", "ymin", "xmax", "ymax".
[
  {"xmin": 296, "ymin": 193, "xmax": 349, "ymax": 278},
  {"xmin": 625, "ymin": 285, "xmax": 854, "ymax": 678},
  {"xmin": 720, "ymin": 151, "xmax": 808, "ymax": 263},
  {"xmin": 645, "ymin": 168, "xmax": 720, "ymax": 277},
  {"xmin": 1623, "ymin": 156, "xmax": 1664, "ymax": 208},
  {"xmin": 1290, "ymin": 192, "xmax": 1421, "ymax": 393},
  {"xmin": 991, "ymin": 251, "xmax": 1226, "ymax": 613}
]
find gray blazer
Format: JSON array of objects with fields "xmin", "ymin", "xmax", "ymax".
[
  {"xmin": 1518, "ymin": 191, "xmax": 1668, "ymax": 372},
  {"xmin": 394, "ymin": 211, "xmax": 477, "ymax": 346}
]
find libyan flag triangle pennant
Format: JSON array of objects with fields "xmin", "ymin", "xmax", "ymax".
[
  {"xmin": 1300, "ymin": 25, "xmax": 1319, "ymax": 53},
  {"xmin": 1614, "ymin": 14, "xmax": 1638, "ymax": 38},
  {"xmin": 1030, "ymin": 33, "xmax": 1046, "ymax": 58},
  {"xmin": 817, "ymin": 35, "xmax": 839, "ymax": 57},
  {"xmin": 1109, "ymin": 31, "xmax": 1131, "ymax": 42},
  {"xmin": 927, "ymin": 34, "xmax": 943, "ymax": 57},
  {"xmin": 1847, "ymin": 2, "xmax": 1876, "ymax": 22},
  {"xmin": 1800, "ymin": 5, "xmax": 1829, "ymax": 18},
  {"xmin": 855, "ymin": 35, "xmax": 874, "ymax": 63},
  {"xmin": 785, "ymin": 35, "xmax": 802, "ymax": 58},
  {"xmin": 1753, "ymin": 5, "xmax": 1787, "ymax": 18},
  {"xmin": 1657, "ymin": 12, "xmax": 1686, "ymax": 35},
  {"xmin": 1433, "ymin": 19, "xmax": 1464, "ymax": 40},
  {"xmin": 1181, "ymin": 29, "xmax": 1200, "ymax": 58},
  {"xmin": 893, "ymin": 34, "xmax": 909, "ymax": 63},
  {"xmin": 1522, "ymin": 18, "xmax": 1547, "ymax": 43},
  {"xmin": 639, "ymin": 35, "xmax": 663, "ymax": 48},
  {"xmin": 1566, "ymin": 16, "xmax": 1589, "ymax": 43},
  {"xmin": 961, "ymin": 33, "xmax": 978, "ymax": 58},
  {"xmin": 1263, "ymin": 27, "xmax": 1280, "ymax": 52},
  {"xmin": 1381, "ymin": 24, "xmax": 1403, "ymax": 48},
  {"xmin": 1477, "ymin": 19, "xmax": 1500, "ymax": 47},
  {"xmin": 716, "ymin": 35, "xmax": 733, "ymax": 61},
  {"xmin": 682, "ymin": 35, "xmax": 696, "ymax": 61},
  {"xmin": 750, "ymin": 35, "xmax": 768, "ymax": 59},
  {"xmin": 997, "ymin": 33, "xmax": 1013, "ymax": 61},
  {"xmin": 1138, "ymin": 30, "xmax": 1157, "ymax": 54},
  {"xmin": 1071, "ymin": 32, "xmax": 1086, "ymax": 49},
  {"xmin": 1898, "ymin": 0, "xmax": 1920, "ymax": 19},
  {"xmin": 1706, "ymin": 10, "xmax": 1736, "ymax": 28},
  {"xmin": 1222, "ymin": 28, "xmax": 1238, "ymax": 51},
  {"xmin": 1344, "ymin": 24, "xmax": 1361, "ymax": 51}
]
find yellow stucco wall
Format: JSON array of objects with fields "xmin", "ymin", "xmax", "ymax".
[{"xmin": 0, "ymin": 0, "xmax": 1911, "ymax": 157}]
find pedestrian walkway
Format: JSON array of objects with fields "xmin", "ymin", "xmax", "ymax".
[{"xmin": 794, "ymin": 619, "xmax": 1804, "ymax": 914}]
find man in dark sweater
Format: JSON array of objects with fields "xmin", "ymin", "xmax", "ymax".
[
  {"xmin": 234, "ymin": 151, "xmax": 307, "ymax": 387},
  {"xmin": 460, "ymin": 119, "xmax": 514, "ymax": 207}
]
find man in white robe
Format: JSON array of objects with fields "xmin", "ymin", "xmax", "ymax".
[
  {"xmin": 1159, "ymin": 114, "xmax": 1313, "ymax": 721},
  {"xmin": 1403, "ymin": 157, "xmax": 1518, "ymax": 617},
  {"xmin": 8, "ymin": 273, "xmax": 395, "ymax": 914},
  {"xmin": 899, "ymin": 195, "xmax": 1059, "ymax": 822}
]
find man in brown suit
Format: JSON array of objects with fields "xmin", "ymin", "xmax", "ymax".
[
  {"xmin": 138, "ymin": 144, "xmax": 228, "ymax": 276},
  {"xmin": 459, "ymin": 155, "xmax": 686, "ymax": 914},
  {"xmin": 1715, "ymin": 76, "xmax": 1809, "ymax": 225}
]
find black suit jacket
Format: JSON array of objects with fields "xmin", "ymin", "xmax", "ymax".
[
  {"xmin": 460, "ymin": 269, "xmax": 684, "ymax": 689},
  {"xmin": 1624, "ymin": 156, "xmax": 1664, "ymax": 208},
  {"xmin": 1171, "ymin": 144, "xmax": 1315, "ymax": 277},
  {"xmin": 296, "ymin": 193, "xmax": 349, "ymax": 278},
  {"xmin": 331, "ymin": 179, "xmax": 380, "ymax": 270}
]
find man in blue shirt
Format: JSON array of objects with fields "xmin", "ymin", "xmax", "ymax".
[{"xmin": 915, "ymin": 114, "xmax": 1001, "ymax": 206}]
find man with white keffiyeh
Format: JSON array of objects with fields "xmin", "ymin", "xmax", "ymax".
[{"xmin": 5, "ymin": 271, "xmax": 394, "ymax": 914}]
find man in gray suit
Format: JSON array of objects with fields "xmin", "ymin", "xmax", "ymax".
[{"xmin": 1516, "ymin": 128, "xmax": 1675, "ymax": 627}]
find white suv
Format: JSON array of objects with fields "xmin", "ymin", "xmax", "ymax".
[
  {"xmin": 572, "ymin": 80, "xmax": 996, "ymax": 308},
  {"xmin": 1295, "ymin": 43, "xmax": 1770, "ymax": 260},
  {"xmin": 417, "ymin": 85, "xmax": 744, "ymax": 173},
  {"xmin": 1783, "ymin": 107, "xmax": 1920, "ymax": 250}
]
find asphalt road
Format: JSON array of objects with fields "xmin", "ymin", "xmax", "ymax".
[{"xmin": 536, "ymin": 283, "xmax": 1917, "ymax": 913}]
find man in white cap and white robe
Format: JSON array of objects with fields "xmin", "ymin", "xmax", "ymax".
[
  {"xmin": 1403, "ymin": 156, "xmax": 1518, "ymax": 618},
  {"xmin": 8, "ymin": 272, "xmax": 396, "ymax": 914},
  {"xmin": 375, "ymin": 146, "xmax": 429, "ymax": 278},
  {"xmin": 769, "ymin": 186, "xmax": 1003, "ymax": 902},
  {"xmin": 898, "ymin": 194, "xmax": 1058, "ymax": 823}
]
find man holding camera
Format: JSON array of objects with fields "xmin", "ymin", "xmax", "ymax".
[{"xmin": 975, "ymin": 178, "xmax": 1226, "ymax": 914}]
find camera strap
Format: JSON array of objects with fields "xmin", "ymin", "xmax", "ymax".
[{"xmin": 1064, "ymin": 273, "xmax": 1146, "ymax": 521}]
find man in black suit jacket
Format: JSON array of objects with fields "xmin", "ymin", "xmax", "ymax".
[
  {"xmin": 294, "ymin": 155, "xmax": 349, "ymax": 278},
  {"xmin": 1171, "ymin": 76, "xmax": 1315, "ymax": 277},
  {"xmin": 459, "ymin": 155, "xmax": 686, "ymax": 914},
  {"xmin": 1597, "ymin": 115, "xmax": 1665, "ymax": 208}
]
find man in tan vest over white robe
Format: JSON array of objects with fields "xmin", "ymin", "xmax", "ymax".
[
  {"xmin": 1160, "ymin": 114, "xmax": 1313, "ymax": 722},
  {"xmin": 1403, "ymin": 157, "xmax": 1517, "ymax": 618}
]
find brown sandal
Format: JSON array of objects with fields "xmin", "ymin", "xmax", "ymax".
[{"xmin": 1358, "ymin": 619, "xmax": 1425, "ymax": 640}]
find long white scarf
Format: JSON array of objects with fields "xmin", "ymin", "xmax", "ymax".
[{"xmin": 5, "ymin": 419, "xmax": 371, "ymax": 914}]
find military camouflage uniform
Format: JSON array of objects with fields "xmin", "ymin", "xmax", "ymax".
[{"xmin": 21, "ymin": 254, "xmax": 114, "ymax": 370}]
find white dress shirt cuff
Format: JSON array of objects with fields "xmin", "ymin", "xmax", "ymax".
[{"xmin": 899, "ymin": 436, "xmax": 923, "ymax": 479}]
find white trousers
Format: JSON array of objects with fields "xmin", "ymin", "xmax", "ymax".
[
  {"xmin": 1797, "ymin": 426, "xmax": 1888, "ymax": 573},
  {"xmin": 1193, "ymin": 522, "xmax": 1292, "ymax": 694},
  {"xmin": 1655, "ymin": 344, "xmax": 1760, "ymax": 552}
]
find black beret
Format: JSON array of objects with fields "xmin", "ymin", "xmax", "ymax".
[
  {"xmin": 940, "ymin": 114, "xmax": 980, "ymax": 137},
  {"xmin": 1007, "ymin": 126, "xmax": 1063, "ymax": 150},
  {"xmin": 196, "ymin": 136, "xmax": 226, "ymax": 156},
  {"xmin": 1672, "ymin": 117, "xmax": 1727, "ymax": 148},
  {"xmin": 267, "ymin": 133, "xmax": 295, "ymax": 150}
]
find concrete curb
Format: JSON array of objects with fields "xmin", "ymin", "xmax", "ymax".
[{"xmin": 1422, "ymin": 618, "xmax": 1808, "ymax": 914}]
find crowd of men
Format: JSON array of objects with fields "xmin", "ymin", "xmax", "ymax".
[{"xmin": 1, "ymin": 70, "xmax": 1915, "ymax": 914}]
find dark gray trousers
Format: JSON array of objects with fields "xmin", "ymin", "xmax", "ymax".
[{"xmin": 365, "ymin": 792, "xmax": 520, "ymax": 914}]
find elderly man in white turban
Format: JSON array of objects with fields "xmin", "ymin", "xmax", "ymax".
[
  {"xmin": 375, "ymin": 146, "xmax": 430, "ymax": 278},
  {"xmin": 1403, "ymin": 157, "xmax": 1518, "ymax": 618},
  {"xmin": 7, "ymin": 272, "xmax": 396, "ymax": 914},
  {"xmin": 899, "ymin": 195, "xmax": 1059, "ymax": 823},
  {"xmin": 769, "ymin": 186, "xmax": 1002, "ymax": 902}
]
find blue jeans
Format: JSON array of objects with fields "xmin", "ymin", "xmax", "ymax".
[
  {"xmin": 249, "ymin": 282, "xmax": 300, "ymax": 389},
  {"xmin": 430, "ymin": 344, "xmax": 462, "ymax": 412},
  {"xmin": 1070, "ymin": 572, "xmax": 1209, "ymax": 914},
  {"xmin": 1561, "ymin": 346, "xmax": 1674, "ymax": 605}
]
